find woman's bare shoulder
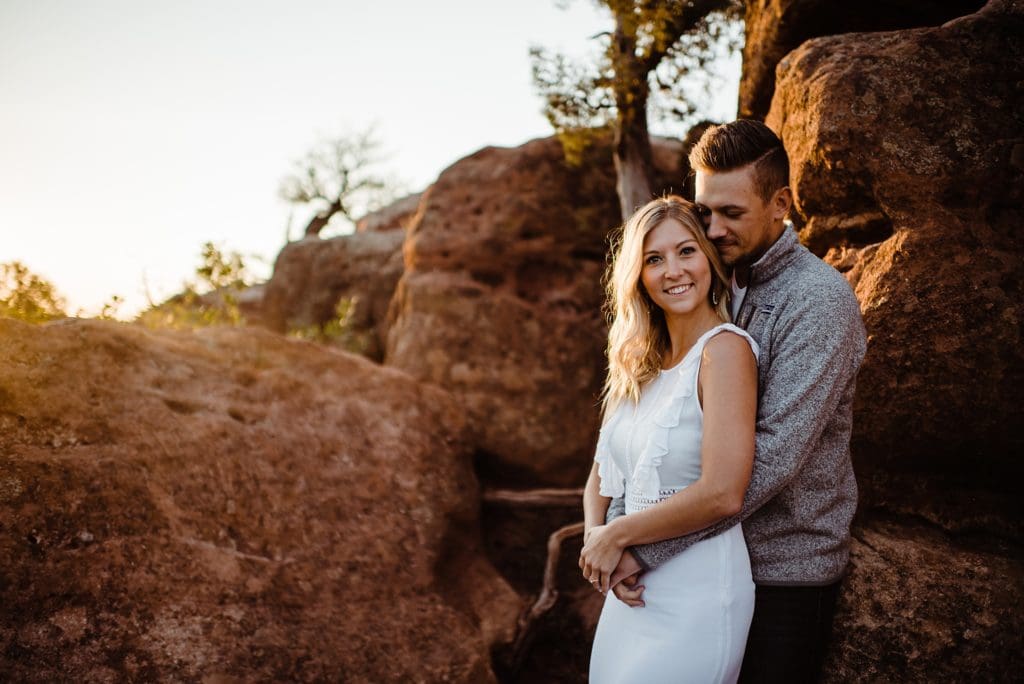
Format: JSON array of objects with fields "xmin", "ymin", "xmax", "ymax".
[{"xmin": 702, "ymin": 329, "xmax": 757, "ymax": 368}]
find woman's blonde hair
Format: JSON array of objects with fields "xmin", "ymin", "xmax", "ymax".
[{"xmin": 598, "ymin": 195, "xmax": 731, "ymax": 422}]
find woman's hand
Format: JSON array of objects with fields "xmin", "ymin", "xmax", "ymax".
[{"xmin": 579, "ymin": 523, "xmax": 626, "ymax": 594}]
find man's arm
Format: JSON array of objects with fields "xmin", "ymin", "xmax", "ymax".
[
  {"xmin": 605, "ymin": 495, "xmax": 626, "ymax": 523},
  {"xmin": 625, "ymin": 284, "xmax": 866, "ymax": 572}
]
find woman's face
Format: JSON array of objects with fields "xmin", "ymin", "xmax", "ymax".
[{"xmin": 640, "ymin": 217, "xmax": 713, "ymax": 319}]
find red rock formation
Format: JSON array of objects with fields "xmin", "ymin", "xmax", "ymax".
[
  {"xmin": 767, "ymin": 0, "xmax": 1023, "ymax": 526},
  {"xmin": 762, "ymin": 0, "xmax": 1024, "ymax": 677},
  {"xmin": 739, "ymin": 0, "xmax": 985, "ymax": 119},
  {"xmin": 0, "ymin": 318, "xmax": 520, "ymax": 681},
  {"xmin": 356, "ymin": 191, "xmax": 425, "ymax": 233},
  {"xmin": 385, "ymin": 136, "xmax": 688, "ymax": 487},
  {"xmin": 827, "ymin": 519, "xmax": 1024, "ymax": 681},
  {"xmin": 247, "ymin": 193, "xmax": 425, "ymax": 354},
  {"xmin": 261, "ymin": 229, "xmax": 405, "ymax": 360}
]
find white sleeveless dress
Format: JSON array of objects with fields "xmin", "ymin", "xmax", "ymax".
[{"xmin": 589, "ymin": 323, "xmax": 758, "ymax": 684}]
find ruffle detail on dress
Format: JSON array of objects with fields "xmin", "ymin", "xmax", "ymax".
[
  {"xmin": 594, "ymin": 418, "xmax": 626, "ymax": 498},
  {"xmin": 629, "ymin": 323, "xmax": 759, "ymax": 500},
  {"xmin": 630, "ymin": 365, "xmax": 696, "ymax": 501}
]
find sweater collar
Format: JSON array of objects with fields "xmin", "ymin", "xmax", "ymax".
[{"xmin": 747, "ymin": 222, "xmax": 801, "ymax": 287}]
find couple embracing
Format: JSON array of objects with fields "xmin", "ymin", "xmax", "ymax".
[{"xmin": 580, "ymin": 119, "xmax": 867, "ymax": 683}]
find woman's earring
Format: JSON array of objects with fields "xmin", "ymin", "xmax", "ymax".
[{"xmin": 712, "ymin": 288, "xmax": 719, "ymax": 307}]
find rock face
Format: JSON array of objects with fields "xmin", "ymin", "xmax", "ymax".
[
  {"xmin": 258, "ymin": 192, "xmax": 425, "ymax": 360},
  {"xmin": 762, "ymin": 0, "xmax": 1024, "ymax": 677},
  {"xmin": 385, "ymin": 136, "xmax": 687, "ymax": 487},
  {"xmin": 739, "ymin": 0, "xmax": 985, "ymax": 119},
  {"xmin": 0, "ymin": 318, "xmax": 520, "ymax": 682},
  {"xmin": 767, "ymin": 0, "xmax": 1024, "ymax": 526},
  {"xmin": 825, "ymin": 519, "xmax": 1024, "ymax": 682},
  {"xmin": 261, "ymin": 229, "xmax": 406, "ymax": 361},
  {"xmin": 356, "ymin": 191, "xmax": 425, "ymax": 233}
]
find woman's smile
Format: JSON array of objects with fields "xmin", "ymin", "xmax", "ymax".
[{"xmin": 640, "ymin": 217, "xmax": 714, "ymax": 319}]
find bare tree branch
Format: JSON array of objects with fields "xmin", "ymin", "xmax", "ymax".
[
  {"xmin": 279, "ymin": 126, "xmax": 404, "ymax": 238},
  {"xmin": 507, "ymin": 521, "xmax": 586, "ymax": 672},
  {"xmin": 639, "ymin": 0, "xmax": 736, "ymax": 73},
  {"xmin": 483, "ymin": 487, "xmax": 585, "ymax": 507}
]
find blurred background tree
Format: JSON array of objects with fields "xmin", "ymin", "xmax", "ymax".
[
  {"xmin": 531, "ymin": 0, "xmax": 743, "ymax": 219},
  {"xmin": 96, "ymin": 295, "xmax": 124, "ymax": 320},
  {"xmin": 193, "ymin": 241, "xmax": 250, "ymax": 293},
  {"xmin": 279, "ymin": 126, "xmax": 405, "ymax": 239},
  {"xmin": 0, "ymin": 261, "xmax": 67, "ymax": 323},
  {"xmin": 136, "ymin": 241, "xmax": 256, "ymax": 329}
]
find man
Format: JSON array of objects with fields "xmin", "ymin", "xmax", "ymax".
[{"xmin": 604, "ymin": 119, "xmax": 867, "ymax": 682}]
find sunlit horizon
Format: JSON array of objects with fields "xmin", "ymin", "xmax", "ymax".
[{"xmin": 1, "ymin": 0, "xmax": 739, "ymax": 319}]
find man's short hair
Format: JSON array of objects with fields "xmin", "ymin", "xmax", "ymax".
[{"xmin": 688, "ymin": 119, "xmax": 790, "ymax": 202}]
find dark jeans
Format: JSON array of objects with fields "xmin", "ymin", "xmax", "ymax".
[{"xmin": 738, "ymin": 580, "xmax": 842, "ymax": 684}]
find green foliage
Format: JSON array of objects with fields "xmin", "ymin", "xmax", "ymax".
[
  {"xmin": 287, "ymin": 297, "xmax": 374, "ymax": 355},
  {"xmin": 0, "ymin": 261, "xmax": 67, "ymax": 323},
  {"xmin": 649, "ymin": 9, "xmax": 744, "ymax": 123},
  {"xmin": 136, "ymin": 241, "xmax": 253, "ymax": 329},
  {"xmin": 530, "ymin": 45, "xmax": 616, "ymax": 166},
  {"xmin": 531, "ymin": 1, "xmax": 743, "ymax": 160},
  {"xmin": 96, "ymin": 294, "xmax": 124, "ymax": 320},
  {"xmin": 194, "ymin": 241, "xmax": 249, "ymax": 292}
]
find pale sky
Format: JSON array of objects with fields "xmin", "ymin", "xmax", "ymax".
[{"xmin": 1, "ymin": 0, "xmax": 739, "ymax": 318}]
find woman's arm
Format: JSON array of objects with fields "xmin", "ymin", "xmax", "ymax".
[
  {"xmin": 579, "ymin": 458, "xmax": 618, "ymax": 590},
  {"xmin": 583, "ymin": 460, "xmax": 611, "ymax": 540},
  {"xmin": 608, "ymin": 332, "xmax": 757, "ymax": 547},
  {"xmin": 581, "ymin": 331, "xmax": 757, "ymax": 592}
]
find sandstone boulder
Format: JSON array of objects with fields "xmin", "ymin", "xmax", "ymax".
[
  {"xmin": 356, "ymin": 191, "xmax": 425, "ymax": 233},
  {"xmin": 385, "ymin": 136, "xmax": 688, "ymax": 487},
  {"xmin": 766, "ymin": 0, "xmax": 1024, "ymax": 533},
  {"xmin": 739, "ymin": 0, "xmax": 985, "ymax": 119},
  {"xmin": 825, "ymin": 519, "xmax": 1024, "ymax": 682},
  {"xmin": 261, "ymin": 229, "xmax": 406, "ymax": 360},
  {"xmin": 0, "ymin": 318, "xmax": 520, "ymax": 682},
  {"xmin": 235, "ymin": 282, "xmax": 267, "ymax": 326}
]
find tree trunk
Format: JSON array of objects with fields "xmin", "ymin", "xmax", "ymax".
[
  {"xmin": 612, "ymin": 12, "xmax": 656, "ymax": 221},
  {"xmin": 614, "ymin": 98, "xmax": 656, "ymax": 221},
  {"xmin": 303, "ymin": 199, "xmax": 343, "ymax": 238}
]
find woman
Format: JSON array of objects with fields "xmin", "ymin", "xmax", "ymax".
[{"xmin": 581, "ymin": 196, "xmax": 758, "ymax": 683}]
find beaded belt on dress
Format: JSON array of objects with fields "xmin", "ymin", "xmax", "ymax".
[{"xmin": 625, "ymin": 485, "xmax": 687, "ymax": 513}]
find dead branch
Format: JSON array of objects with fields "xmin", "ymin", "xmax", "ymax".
[
  {"xmin": 482, "ymin": 487, "xmax": 584, "ymax": 507},
  {"xmin": 507, "ymin": 520, "xmax": 586, "ymax": 673},
  {"xmin": 482, "ymin": 486, "xmax": 588, "ymax": 674}
]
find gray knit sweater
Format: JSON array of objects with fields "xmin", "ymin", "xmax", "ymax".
[{"xmin": 606, "ymin": 226, "xmax": 867, "ymax": 585}]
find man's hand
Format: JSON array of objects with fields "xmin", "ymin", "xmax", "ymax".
[{"xmin": 609, "ymin": 550, "xmax": 645, "ymax": 607}]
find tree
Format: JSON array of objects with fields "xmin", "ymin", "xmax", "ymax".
[
  {"xmin": 96, "ymin": 294, "xmax": 124, "ymax": 320},
  {"xmin": 192, "ymin": 241, "xmax": 251, "ymax": 293},
  {"xmin": 0, "ymin": 261, "xmax": 67, "ymax": 323},
  {"xmin": 136, "ymin": 242, "xmax": 255, "ymax": 329},
  {"xmin": 279, "ymin": 127, "xmax": 404, "ymax": 239},
  {"xmin": 531, "ymin": 0, "xmax": 742, "ymax": 219}
]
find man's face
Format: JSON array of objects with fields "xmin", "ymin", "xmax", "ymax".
[{"xmin": 694, "ymin": 164, "xmax": 789, "ymax": 269}]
